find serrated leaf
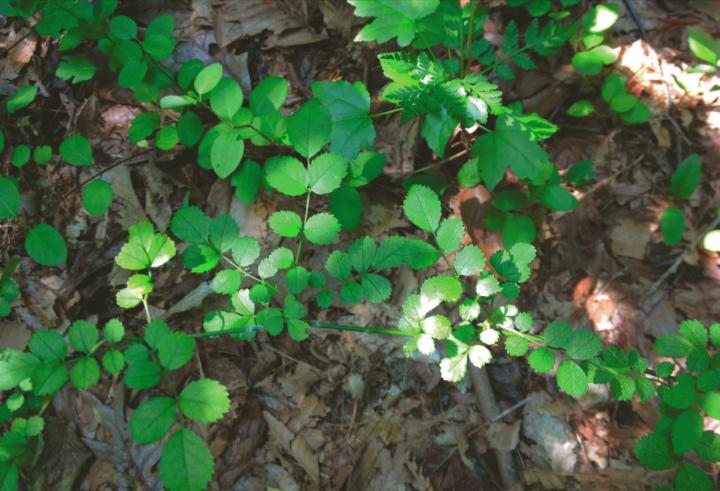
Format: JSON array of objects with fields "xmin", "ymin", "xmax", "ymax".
[
  {"xmin": 69, "ymin": 320, "xmax": 98, "ymax": 353},
  {"xmin": 326, "ymin": 250, "xmax": 352, "ymax": 280},
  {"xmin": 403, "ymin": 185, "xmax": 441, "ymax": 232},
  {"xmin": 158, "ymin": 332, "xmax": 195, "ymax": 370},
  {"xmin": 528, "ymin": 347, "xmax": 554, "ymax": 373},
  {"xmin": 348, "ymin": 0, "xmax": 439, "ymax": 47},
  {"xmin": 654, "ymin": 333, "xmax": 694, "ymax": 358},
  {"xmin": 179, "ymin": 379, "xmax": 230, "ymax": 423},
  {"xmin": 269, "ymin": 211, "xmax": 302, "ymax": 238},
  {"xmin": 28, "ymin": 331, "xmax": 67, "ymax": 362},
  {"xmin": 308, "ymin": 153, "xmax": 348, "ymax": 194},
  {"xmin": 171, "ymin": 207, "xmax": 209, "ymax": 244},
  {"xmin": 231, "ymin": 236, "xmax": 260, "ymax": 267},
  {"xmin": 454, "ymin": 245, "xmax": 485, "ymax": 276},
  {"xmin": 265, "ymin": 156, "xmax": 308, "ymax": 196},
  {"xmin": 304, "ymin": 213, "xmax": 340, "ymax": 245},
  {"xmin": 159, "ymin": 429, "xmax": 214, "ymax": 491},
  {"xmin": 71, "ymin": 357, "xmax": 100, "ymax": 389},
  {"xmin": 566, "ymin": 329, "xmax": 602, "ymax": 360},
  {"xmin": 436, "ymin": 218, "xmax": 464, "ymax": 253},
  {"xmin": 471, "ymin": 115, "xmax": 549, "ymax": 190},
  {"xmin": 556, "ymin": 360, "xmax": 588, "ymax": 397},
  {"xmin": 130, "ymin": 396, "xmax": 176, "ymax": 444},
  {"xmin": 672, "ymin": 409, "xmax": 703, "ymax": 454},
  {"xmin": 635, "ymin": 432, "xmax": 676, "ymax": 470},
  {"xmin": 361, "ymin": 274, "xmax": 391, "ymax": 303},
  {"xmin": 287, "ymin": 99, "xmax": 331, "ymax": 158},
  {"xmin": 330, "ymin": 185, "xmax": 363, "ymax": 231},
  {"xmin": 312, "ymin": 80, "xmax": 375, "ymax": 159}
]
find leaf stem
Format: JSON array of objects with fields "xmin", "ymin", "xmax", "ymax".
[{"xmin": 370, "ymin": 107, "xmax": 403, "ymax": 118}]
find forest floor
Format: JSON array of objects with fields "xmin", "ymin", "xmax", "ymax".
[{"xmin": 2, "ymin": 0, "xmax": 720, "ymax": 490}]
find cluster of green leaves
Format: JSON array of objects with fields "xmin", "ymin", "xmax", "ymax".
[
  {"xmin": 569, "ymin": 3, "xmax": 620, "ymax": 75},
  {"xmin": 0, "ymin": 260, "xmax": 20, "ymax": 318},
  {"xmin": 660, "ymin": 154, "xmax": 702, "ymax": 247},
  {"xmin": 633, "ymin": 320, "xmax": 720, "ymax": 491},
  {"xmin": 569, "ymin": 72, "xmax": 652, "ymax": 124}
]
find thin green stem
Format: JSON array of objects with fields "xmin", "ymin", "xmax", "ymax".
[
  {"xmin": 295, "ymin": 190, "xmax": 312, "ymax": 263},
  {"xmin": 310, "ymin": 321, "xmax": 411, "ymax": 337},
  {"xmin": 221, "ymin": 255, "xmax": 266, "ymax": 285},
  {"xmin": 370, "ymin": 107, "xmax": 403, "ymax": 118}
]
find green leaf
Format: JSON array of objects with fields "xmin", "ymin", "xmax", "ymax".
[
  {"xmin": 118, "ymin": 59, "xmax": 148, "ymax": 88},
  {"xmin": 231, "ymin": 160, "xmax": 262, "ymax": 203},
  {"xmin": 544, "ymin": 320, "xmax": 573, "ymax": 349},
  {"xmin": 312, "ymin": 80, "xmax": 375, "ymax": 159},
  {"xmin": 710, "ymin": 323, "xmax": 720, "ymax": 348},
  {"xmin": 326, "ymin": 250, "xmax": 352, "ymax": 280},
  {"xmin": 0, "ymin": 350, "xmax": 39, "ymax": 391},
  {"xmin": 0, "ymin": 177, "xmax": 21, "ymax": 218},
  {"xmin": 556, "ymin": 360, "xmax": 588, "ymax": 397},
  {"xmin": 269, "ymin": 211, "xmax": 302, "ymax": 238},
  {"xmin": 10, "ymin": 145, "xmax": 30, "ymax": 168},
  {"xmin": 696, "ymin": 431, "xmax": 720, "ymax": 462},
  {"xmin": 70, "ymin": 357, "xmax": 100, "ymax": 389},
  {"xmin": 584, "ymin": 3, "xmax": 620, "ymax": 33},
  {"xmin": 572, "ymin": 51, "xmax": 604, "ymax": 75},
  {"xmin": 288, "ymin": 99, "xmax": 331, "ymax": 158},
  {"xmin": 102, "ymin": 350, "xmax": 124, "ymax": 374},
  {"xmin": 347, "ymin": 151, "xmax": 385, "ymax": 187},
  {"xmin": 129, "ymin": 112, "xmax": 161, "ymax": 143},
  {"xmin": 421, "ymin": 107, "xmax": 456, "ymax": 157},
  {"xmin": 610, "ymin": 94, "xmax": 638, "ymax": 113},
  {"xmin": 361, "ymin": 274, "xmax": 392, "ymax": 303},
  {"xmin": 505, "ymin": 335, "xmax": 529, "ymax": 356},
  {"xmin": 567, "ymin": 99, "xmax": 595, "ymax": 117},
  {"xmin": 249, "ymin": 77, "xmax": 287, "ymax": 114},
  {"xmin": 210, "ymin": 132, "xmax": 244, "ymax": 179},
  {"xmin": 308, "ymin": 153, "xmax": 348, "ymax": 195},
  {"xmin": 208, "ymin": 215, "xmax": 239, "ymax": 253},
  {"xmin": 688, "ymin": 26, "xmax": 719, "ymax": 66},
  {"xmin": 264, "ymin": 156, "xmax": 308, "ymax": 196},
  {"xmin": 110, "ymin": 15, "xmax": 137, "ymax": 39},
  {"xmin": 124, "ymin": 359, "xmax": 162, "ymax": 389},
  {"xmin": 329, "ymin": 185, "xmax": 363, "ymax": 231},
  {"xmin": 436, "ymin": 218, "xmax": 464, "ymax": 253},
  {"xmin": 349, "ymin": 236, "xmax": 377, "ymax": 272},
  {"xmin": 158, "ymin": 332, "xmax": 195, "ymax": 370},
  {"xmin": 56, "ymin": 55, "xmax": 96, "ymax": 83},
  {"xmin": 680, "ymin": 319, "xmax": 708, "ymax": 349},
  {"xmin": 348, "ymin": 0, "xmax": 440, "ymax": 47},
  {"xmin": 211, "ymin": 270, "xmax": 241, "ymax": 294},
  {"xmin": 171, "ymin": 206, "xmax": 209, "ymax": 244},
  {"xmin": 155, "ymin": 126, "xmax": 179, "ymax": 150},
  {"xmin": 82, "ymin": 179, "xmax": 113, "ymax": 216},
  {"xmin": 59, "ymin": 134, "xmax": 93, "ymax": 166},
  {"xmin": 304, "ymin": 213, "xmax": 341, "ymax": 245},
  {"xmin": 6, "ymin": 85, "xmax": 37, "ymax": 114},
  {"xmin": 130, "ymin": 396, "xmax": 176, "ymax": 444},
  {"xmin": 471, "ymin": 115, "xmax": 549, "ymax": 190},
  {"xmin": 179, "ymin": 379, "xmax": 230, "ymax": 423},
  {"xmin": 142, "ymin": 34, "xmax": 175, "ymax": 61},
  {"xmin": 286, "ymin": 266, "xmax": 309, "ymax": 294},
  {"xmin": 670, "ymin": 154, "xmax": 702, "ymax": 199},
  {"xmin": 654, "ymin": 333, "xmax": 694, "ymax": 358},
  {"xmin": 403, "ymin": 185, "xmax": 441, "ymax": 232},
  {"xmin": 502, "ymin": 214, "xmax": 536, "ymax": 247},
  {"xmin": 672, "ymin": 409, "xmax": 703, "ymax": 454},
  {"xmin": 25, "ymin": 224, "xmax": 67, "ymax": 266},
  {"xmin": 177, "ymin": 111, "xmax": 203, "ymax": 147},
  {"xmin": 635, "ymin": 432, "xmax": 676, "ymax": 470},
  {"xmin": 490, "ymin": 243, "xmax": 535, "ymax": 282},
  {"xmin": 159, "ymin": 429, "xmax": 214, "ymax": 491},
  {"xmin": 421, "ymin": 275, "xmax": 463, "ymax": 304},
  {"xmin": 565, "ymin": 329, "xmax": 602, "ymax": 360},
  {"xmin": 566, "ymin": 159, "xmax": 594, "ymax": 186},
  {"xmin": 33, "ymin": 145, "xmax": 52, "ymax": 164},
  {"xmin": 702, "ymin": 392, "xmax": 720, "ymax": 419},
  {"xmin": 116, "ymin": 221, "xmax": 176, "ymax": 270},
  {"xmin": 231, "ymin": 236, "xmax": 260, "ymax": 267},
  {"xmin": 194, "ymin": 63, "xmax": 223, "ymax": 96},
  {"xmin": 537, "ymin": 185, "xmax": 578, "ymax": 211},
  {"xmin": 69, "ymin": 320, "xmax": 98, "ymax": 353},
  {"xmin": 28, "ymin": 330, "xmax": 67, "ymax": 362},
  {"xmin": 209, "ymin": 78, "xmax": 243, "ymax": 120},
  {"xmin": 675, "ymin": 463, "xmax": 714, "ymax": 491},
  {"xmin": 528, "ymin": 347, "xmax": 554, "ymax": 373}
]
